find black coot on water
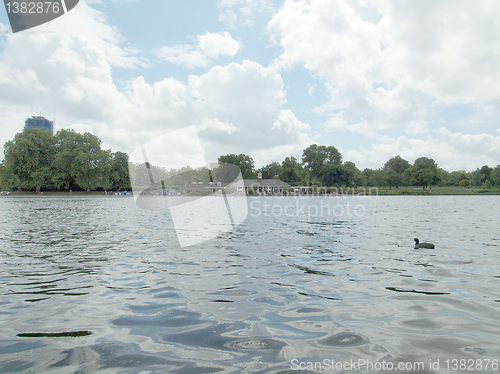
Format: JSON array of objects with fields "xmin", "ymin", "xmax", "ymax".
[{"xmin": 414, "ymin": 238, "xmax": 435, "ymax": 249}]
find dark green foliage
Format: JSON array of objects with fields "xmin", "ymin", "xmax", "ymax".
[
  {"xmin": 302, "ymin": 144, "xmax": 342, "ymax": 179},
  {"xmin": 382, "ymin": 155, "xmax": 410, "ymax": 189},
  {"xmin": 491, "ymin": 166, "xmax": 500, "ymax": 187},
  {"xmin": 109, "ymin": 151, "xmax": 131, "ymax": 190},
  {"xmin": 403, "ymin": 157, "xmax": 439, "ymax": 189},
  {"xmin": 280, "ymin": 156, "xmax": 302, "ymax": 184},
  {"xmin": 218, "ymin": 154, "xmax": 255, "ymax": 179},
  {"xmin": 383, "ymin": 155, "xmax": 410, "ymax": 174},
  {"xmin": 1, "ymin": 130, "xmax": 496, "ymax": 193},
  {"xmin": 470, "ymin": 165, "xmax": 496, "ymax": 187},
  {"xmin": 2, "ymin": 129, "xmax": 130, "ymax": 192},
  {"xmin": 319, "ymin": 163, "xmax": 343, "ymax": 186},
  {"xmin": 258, "ymin": 161, "xmax": 282, "ymax": 179},
  {"xmin": 3, "ymin": 129, "xmax": 56, "ymax": 193},
  {"xmin": 212, "ymin": 163, "xmax": 241, "ymax": 184}
]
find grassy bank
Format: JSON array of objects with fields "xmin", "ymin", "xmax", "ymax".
[
  {"xmin": 372, "ymin": 186, "xmax": 500, "ymax": 195},
  {"xmin": 1, "ymin": 191, "xmax": 132, "ymax": 197},
  {"xmin": 2, "ymin": 186, "xmax": 500, "ymax": 197}
]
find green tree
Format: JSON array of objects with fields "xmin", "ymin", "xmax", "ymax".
[
  {"xmin": 491, "ymin": 165, "xmax": 500, "ymax": 187},
  {"xmin": 212, "ymin": 163, "xmax": 241, "ymax": 184},
  {"xmin": 319, "ymin": 163, "xmax": 343, "ymax": 186},
  {"xmin": 482, "ymin": 180, "xmax": 492, "ymax": 189},
  {"xmin": 302, "ymin": 144, "xmax": 342, "ymax": 179},
  {"xmin": 369, "ymin": 169, "xmax": 387, "ymax": 187},
  {"xmin": 470, "ymin": 168, "xmax": 481, "ymax": 186},
  {"xmin": 448, "ymin": 171, "xmax": 468, "ymax": 186},
  {"xmin": 52, "ymin": 129, "xmax": 81, "ymax": 190},
  {"xmin": 436, "ymin": 168, "xmax": 449, "ymax": 187},
  {"xmin": 280, "ymin": 156, "xmax": 301, "ymax": 184},
  {"xmin": 479, "ymin": 165, "xmax": 493, "ymax": 184},
  {"xmin": 258, "ymin": 162, "xmax": 282, "ymax": 179},
  {"xmin": 362, "ymin": 168, "xmax": 374, "ymax": 186},
  {"xmin": 383, "ymin": 155, "xmax": 410, "ymax": 189},
  {"xmin": 468, "ymin": 165, "xmax": 493, "ymax": 187},
  {"xmin": 383, "ymin": 155, "xmax": 411, "ymax": 174},
  {"xmin": 459, "ymin": 179, "xmax": 470, "ymax": 188},
  {"xmin": 3, "ymin": 129, "xmax": 56, "ymax": 193},
  {"xmin": 385, "ymin": 169, "xmax": 403, "ymax": 189},
  {"xmin": 109, "ymin": 151, "xmax": 131, "ymax": 190},
  {"xmin": 341, "ymin": 161, "xmax": 362, "ymax": 187},
  {"xmin": 403, "ymin": 157, "xmax": 439, "ymax": 189},
  {"xmin": 218, "ymin": 154, "xmax": 255, "ymax": 179},
  {"xmin": 70, "ymin": 133, "xmax": 109, "ymax": 192}
]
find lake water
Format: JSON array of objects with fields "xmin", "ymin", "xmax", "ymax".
[{"xmin": 1, "ymin": 195, "xmax": 500, "ymax": 373}]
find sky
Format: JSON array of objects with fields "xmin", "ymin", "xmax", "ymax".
[{"xmin": 0, "ymin": 0, "xmax": 499, "ymax": 172}]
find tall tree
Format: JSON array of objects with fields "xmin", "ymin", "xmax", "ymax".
[
  {"xmin": 479, "ymin": 165, "xmax": 493, "ymax": 183},
  {"xmin": 280, "ymin": 156, "xmax": 301, "ymax": 184},
  {"xmin": 70, "ymin": 132, "xmax": 109, "ymax": 192},
  {"xmin": 218, "ymin": 154, "xmax": 255, "ymax": 179},
  {"xmin": 383, "ymin": 155, "xmax": 411, "ymax": 174},
  {"xmin": 109, "ymin": 151, "xmax": 131, "ymax": 190},
  {"xmin": 447, "ymin": 171, "xmax": 468, "ymax": 186},
  {"xmin": 403, "ymin": 157, "xmax": 439, "ymax": 189},
  {"xmin": 362, "ymin": 168, "xmax": 375, "ymax": 186},
  {"xmin": 369, "ymin": 169, "xmax": 387, "ymax": 187},
  {"xmin": 52, "ymin": 129, "xmax": 81, "ymax": 190},
  {"xmin": 342, "ymin": 161, "xmax": 362, "ymax": 187},
  {"xmin": 302, "ymin": 144, "xmax": 342, "ymax": 179},
  {"xmin": 383, "ymin": 155, "xmax": 410, "ymax": 189},
  {"xmin": 258, "ymin": 162, "xmax": 282, "ymax": 179},
  {"xmin": 319, "ymin": 163, "xmax": 343, "ymax": 186},
  {"xmin": 3, "ymin": 129, "xmax": 56, "ymax": 193},
  {"xmin": 491, "ymin": 165, "xmax": 500, "ymax": 187}
]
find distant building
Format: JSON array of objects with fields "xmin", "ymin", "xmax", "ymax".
[
  {"xmin": 24, "ymin": 116, "xmax": 53, "ymax": 135},
  {"xmin": 205, "ymin": 176, "xmax": 290, "ymax": 195},
  {"xmin": 239, "ymin": 178, "xmax": 290, "ymax": 194}
]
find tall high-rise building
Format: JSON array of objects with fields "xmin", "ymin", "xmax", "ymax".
[{"xmin": 24, "ymin": 116, "xmax": 54, "ymax": 135}]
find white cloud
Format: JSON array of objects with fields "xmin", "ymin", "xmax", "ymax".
[
  {"xmin": 66, "ymin": 123, "xmax": 94, "ymax": 134},
  {"xmin": 307, "ymin": 83, "xmax": 316, "ymax": 96},
  {"xmin": 198, "ymin": 32, "xmax": 240, "ymax": 58},
  {"xmin": 218, "ymin": 0, "xmax": 276, "ymax": 27},
  {"xmin": 438, "ymin": 127, "xmax": 500, "ymax": 159},
  {"xmin": 272, "ymin": 109, "xmax": 309, "ymax": 134},
  {"xmin": 187, "ymin": 61, "xmax": 312, "ymax": 165},
  {"xmin": 404, "ymin": 122, "xmax": 429, "ymax": 136},
  {"xmin": 157, "ymin": 45, "xmax": 209, "ymax": 69},
  {"xmin": 343, "ymin": 127, "xmax": 500, "ymax": 172},
  {"xmin": 269, "ymin": 0, "xmax": 500, "ymax": 134},
  {"xmin": 36, "ymin": 1, "xmax": 143, "ymax": 68},
  {"xmin": 197, "ymin": 118, "xmax": 239, "ymax": 134},
  {"xmin": 0, "ymin": 7, "xmax": 311, "ymax": 169},
  {"xmin": 0, "ymin": 23, "xmax": 8, "ymax": 35},
  {"xmin": 189, "ymin": 60, "xmax": 285, "ymax": 114},
  {"xmin": 157, "ymin": 32, "xmax": 240, "ymax": 69}
]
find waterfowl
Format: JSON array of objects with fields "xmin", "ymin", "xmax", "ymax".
[{"xmin": 414, "ymin": 238, "xmax": 435, "ymax": 249}]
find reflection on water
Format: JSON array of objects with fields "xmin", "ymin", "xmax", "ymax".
[{"xmin": 1, "ymin": 196, "xmax": 500, "ymax": 373}]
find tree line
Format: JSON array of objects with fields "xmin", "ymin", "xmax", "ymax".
[
  {"xmin": 219, "ymin": 146, "xmax": 500, "ymax": 190},
  {"xmin": 0, "ymin": 129, "xmax": 130, "ymax": 193},
  {"xmin": 1, "ymin": 128, "xmax": 498, "ymax": 193}
]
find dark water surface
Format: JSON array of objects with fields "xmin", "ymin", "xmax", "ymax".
[{"xmin": 1, "ymin": 195, "xmax": 500, "ymax": 373}]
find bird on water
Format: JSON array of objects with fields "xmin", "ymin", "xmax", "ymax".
[{"xmin": 414, "ymin": 238, "xmax": 435, "ymax": 249}]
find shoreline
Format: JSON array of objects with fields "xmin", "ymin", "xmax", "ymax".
[{"xmin": 1, "ymin": 191, "xmax": 499, "ymax": 197}]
